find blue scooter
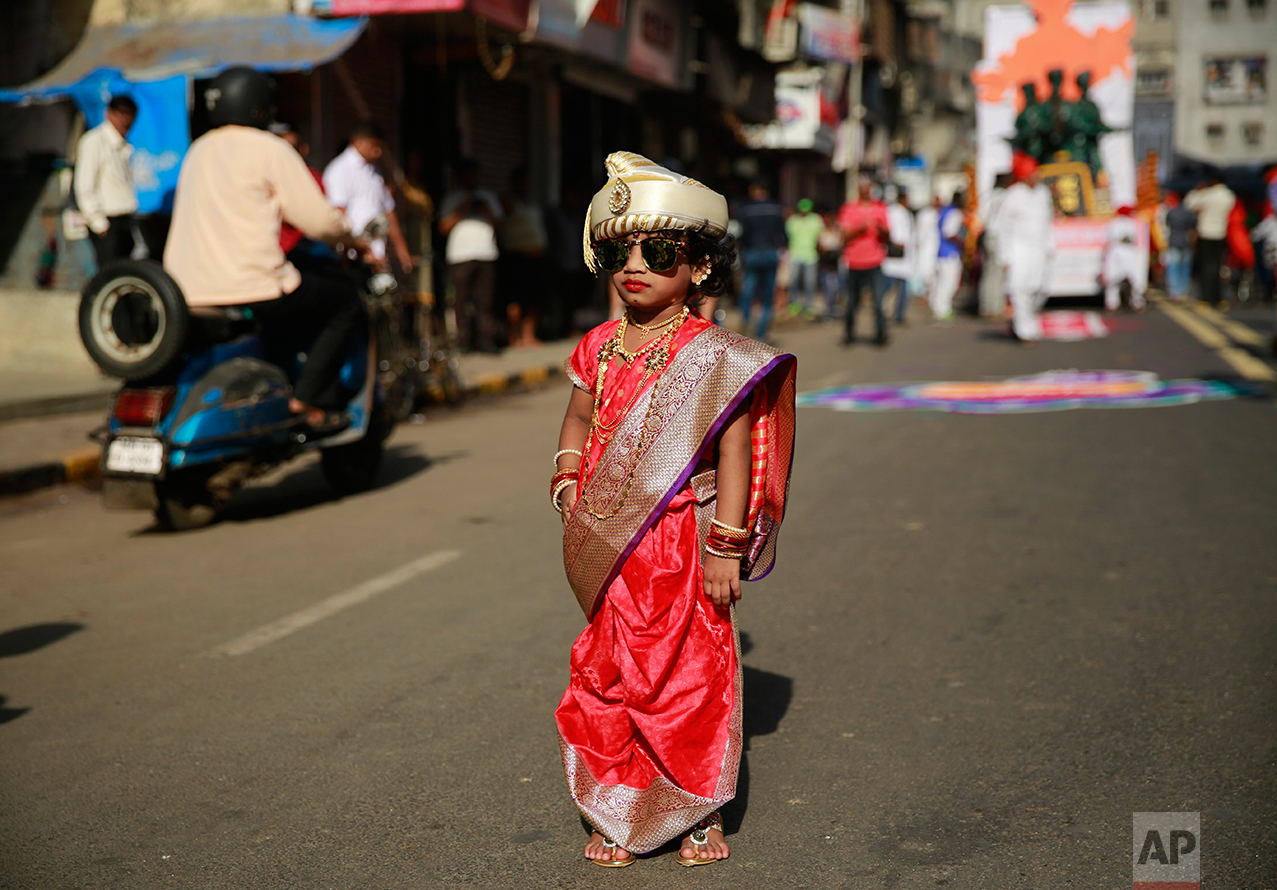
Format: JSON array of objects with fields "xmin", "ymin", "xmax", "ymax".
[{"xmin": 80, "ymin": 258, "xmax": 392, "ymax": 530}]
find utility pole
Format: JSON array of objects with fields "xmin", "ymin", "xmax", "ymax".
[{"xmin": 843, "ymin": 0, "xmax": 866, "ymax": 203}]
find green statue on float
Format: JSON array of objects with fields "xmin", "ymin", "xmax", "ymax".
[{"xmin": 1009, "ymin": 68, "xmax": 1111, "ymax": 176}]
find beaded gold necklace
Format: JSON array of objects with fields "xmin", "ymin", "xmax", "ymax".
[{"xmin": 577, "ymin": 307, "xmax": 690, "ymax": 520}]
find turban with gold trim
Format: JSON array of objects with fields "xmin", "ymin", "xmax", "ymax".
[{"xmin": 583, "ymin": 151, "xmax": 729, "ymax": 273}]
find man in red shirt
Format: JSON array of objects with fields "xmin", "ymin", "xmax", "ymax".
[{"xmin": 837, "ymin": 176, "xmax": 891, "ymax": 345}]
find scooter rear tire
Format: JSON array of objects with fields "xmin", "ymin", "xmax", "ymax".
[
  {"xmin": 79, "ymin": 260, "xmax": 189, "ymax": 381},
  {"xmin": 154, "ymin": 471, "xmax": 220, "ymax": 531},
  {"xmin": 320, "ymin": 408, "xmax": 392, "ymax": 496}
]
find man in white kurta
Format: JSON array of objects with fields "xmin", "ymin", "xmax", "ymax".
[
  {"xmin": 883, "ymin": 189, "xmax": 915, "ymax": 323},
  {"xmin": 1103, "ymin": 206, "xmax": 1146, "ymax": 311},
  {"xmin": 997, "ymin": 155, "xmax": 1055, "ymax": 342},
  {"xmin": 914, "ymin": 198, "xmax": 939, "ymax": 310}
]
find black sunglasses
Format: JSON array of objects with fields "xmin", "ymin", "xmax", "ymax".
[{"xmin": 592, "ymin": 237, "xmax": 687, "ymax": 273}]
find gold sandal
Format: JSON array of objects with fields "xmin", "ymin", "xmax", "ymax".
[
  {"xmin": 675, "ymin": 811, "xmax": 726, "ymax": 867},
  {"xmin": 591, "ymin": 835, "xmax": 636, "ymax": 868}
]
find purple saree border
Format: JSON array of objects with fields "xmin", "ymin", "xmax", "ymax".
[{"xmin": 593, "ymin": 349, "xmax": 796, "ymax": 613}]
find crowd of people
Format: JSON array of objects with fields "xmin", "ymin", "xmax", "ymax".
[
  {"xmin": 72, "ymin": 74, "xmax": 1277, "ymax": 365},
  {"xmin": 719, "ymin": 159, "xmax": 1277, "ymax": 348}
]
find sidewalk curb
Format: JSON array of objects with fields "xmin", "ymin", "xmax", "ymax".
[
  {"xmin": 0, "ymin": 446, "xmax": 102, "ymax": 498},
  {"xmin": 0, "ymin": 363, "xmax": 564, "ymax": 500},
  {"xmin": 0, "ymin": 390, "xmax": 117, "ymax": 423}
]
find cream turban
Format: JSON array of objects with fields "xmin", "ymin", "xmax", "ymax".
[{"xmin": 583, "ymin": 151, "xmax": 729, "ymax": 272}]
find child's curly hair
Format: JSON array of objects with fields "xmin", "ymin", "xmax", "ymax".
[{"xmin": 683, "ymin": 230, "xmax": 738, "ymax": 306}]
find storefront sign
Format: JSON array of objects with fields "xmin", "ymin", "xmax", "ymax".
[
  {"xmin": 797, "ymin": 4, "xmax": 858, "ymax": 64},
  {"xmin": 320, "ymin": 0, "xmax": 464, "ymax": 12},
  {"xmin": 742, "ymin": 67, "xmax": 834, "ymax": 153},
  {"xmin": 626, "ymin": 0, "xmax": 685, "ymax": 90}
]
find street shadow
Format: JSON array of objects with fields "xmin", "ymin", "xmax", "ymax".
[
  {"xmin": 218, "ymin": 445, "xmax": 434, "ymax": 523},
  {"xmin": 724, "ymin": 631, "xmax": 794, "ymax": 836},
  {"xmin": 635, "ymin": 631, "xmax": 793, "ymax": 859},
  {"xmin": 132, "ymin": 443, "xmax": 457, "ymax": 533},
  {"xmin": 0, "ymin": 622, "xmax": 84, "ymax": 658},
  {"xmin": 0, "ymin": 621, "xmax": 85, "ymax": 726}
]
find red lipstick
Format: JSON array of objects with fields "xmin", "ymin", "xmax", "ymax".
[{"xmin": 622, "ymin": 279, "xmax": 648, "ymax": 292}]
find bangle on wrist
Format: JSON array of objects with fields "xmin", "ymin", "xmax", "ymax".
[
  {"xmin": 552, "ymin": 477, "xmax": 577, "ymax": 513},
  {"xmin": 553, "ymin": 448, "xmax": 584, "ymax": 466},
  {"xmin": 710, "ymin": 517, "xmax": 749, "ymax": 537}
]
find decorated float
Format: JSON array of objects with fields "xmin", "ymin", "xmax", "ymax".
[{"xmin": 972, "ymin": 0, "xmax": 1150, "ymax": 299}]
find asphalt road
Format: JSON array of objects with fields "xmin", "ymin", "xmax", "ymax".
[{"xmin": 2, "ymin": 303, "xmax": 1275, "ymax": 889}]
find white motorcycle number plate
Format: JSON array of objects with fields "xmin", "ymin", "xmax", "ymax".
[{"xmin": 105, "ymin": 437, "xmax": 164, "ymax": 475}]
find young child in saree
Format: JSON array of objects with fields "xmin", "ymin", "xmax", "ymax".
[{"xmin": 551, "ymin": 153, "xmax": 797, "ymax": 868}]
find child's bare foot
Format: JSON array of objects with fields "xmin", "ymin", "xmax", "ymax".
[
  {"xmin": 584, "ymin": 831, "xmax": 633, "ymax": 866},
  {"xmin": 677, "ymin": 813, "xmax": 729, "ymax": 865}
]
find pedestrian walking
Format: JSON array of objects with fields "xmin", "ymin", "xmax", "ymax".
[
  {"xmin": 736, "ymin": 181, "xmax": 788, "ymax": 341},
  {"xmin": 1103, "ymin": 205, "xmax": 1147, "ymax": 311},
  {"xmin": 74, "ymin": 94, "xmax": 139, "ymax": 268},
  {"xmin": 552, "ymin": 151, "xmax": 797, "ymax": 870},
  {"xmin": 438, "ymin": 159, "xmax": 504, "ymax": 353},
  {"xmin": 883, "ymin": 187, "xmax": 915, "ymax": 324},
  {"xmin": 817, "ymin": 212, "xmax": 844, "ymax": 319},
  {"xmin": 979, "ymin": 173, "xmax": 1011, "ymax": 318},
  {"xmin": 1162, "ymin": 191, "xmax": 1196, "ymax": 301},
  {"xmin": 1251, "ymin": 199, "xmax": 1276, "ymax": 304},
  {"xmin": 931, "ymin": 190, "xmax": 965, "ymax": 321},
  {"xmin": 785, "ymin": 198, "xmax": 823, "ymax": 318},
  {"xmin": 1184, "ymin": 172, "xmax": 1236, "ymax": 309},
  {"xmin": 499, "ymin": 166, "xmax": 548, "ymax": 347},
  {"xmin": 996, "ymin": 153, "xmax": 1055, "ymax": 342},
  {"xmin": 322, "ymin": 122, "xmax": 414, "ymax": 273},
  {"xmin": 838, "ymin": 175, "xmax": 891, "ymax": 345},
  {"xmin": 915, "ymin": 196, "xmax": 939, "ymax": 312}
]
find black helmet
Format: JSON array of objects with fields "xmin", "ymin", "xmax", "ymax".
[{"xmin": 204, "ymin": 66, "xmax": 276, "ymax": 129}]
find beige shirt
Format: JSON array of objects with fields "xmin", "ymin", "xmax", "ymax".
[
  {"xmin": 164, "ymin": 126, "xmax": 349, "ymax": 306},
  {"xmin": 74, "ymin": 121, "xmax": 138, "ymax": 234},
  {"xmin": 1184, "ymin": 184, "xmax": 1235, "ymax": 241}
]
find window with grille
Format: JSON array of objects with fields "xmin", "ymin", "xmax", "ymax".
[
  {"xmin": 1243, "ymin": 122, "xmax": 1264, "ymax": 144},
  {"xmin": 1206, "ymin": 123, "xmax": 1226, "ymax": 140}
]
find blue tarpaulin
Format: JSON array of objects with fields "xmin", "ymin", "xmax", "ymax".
[
  {"xmin": 0, "ymin": 16, "xmax": 367, "ymax": 105},
  {"xmin": 0, "ymin": 15, "xmax": 367, "ymax": 215}
]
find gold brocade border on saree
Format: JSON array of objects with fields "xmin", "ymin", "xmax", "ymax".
[
  {"xmin": 557, "ymin": 606, "xmax": 745, "ymax": 854},
  {"xmin": 562, "ymin": 325, "xmax": 785, "ymax": 619}
]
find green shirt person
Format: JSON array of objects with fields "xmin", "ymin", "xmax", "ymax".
[{"xmin": 786, "ymin": 199, "xmax": 825, "ymax": 315}]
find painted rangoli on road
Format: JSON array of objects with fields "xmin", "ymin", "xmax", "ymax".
[{"xmin": 797, "ymin": 370, "xmax": 1255, "ymax": 415}]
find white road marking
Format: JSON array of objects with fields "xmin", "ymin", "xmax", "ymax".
[{"xmin": 213, "ymin": 549, "xmax": 461, "ymax": 657}]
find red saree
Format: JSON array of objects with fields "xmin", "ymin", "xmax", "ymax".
[{"xmin": 555, "ymin": 314, "xmax": 796, "ymax": 853}]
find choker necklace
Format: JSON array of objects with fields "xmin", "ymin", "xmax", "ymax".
[{"xmin": 629, "ymin": 308, "xmax": 685, "ymax": 331}]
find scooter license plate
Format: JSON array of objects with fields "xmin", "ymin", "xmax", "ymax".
[{"xmin": 104, "ymin": 436, "xmax": 165, "ymax": 476}]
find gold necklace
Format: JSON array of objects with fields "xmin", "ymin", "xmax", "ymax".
[
  {"xmin": 578, "ymin": 310, "xmax": 690, "ymax": 519},
  {"xmin": 628, "ymin": 307, "xmax": 686, "ymax": 340}
]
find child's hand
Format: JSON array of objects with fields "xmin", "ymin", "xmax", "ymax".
[
  {"xmin": 703, "ymin": 554, "xmax": 741, "ymax": 607},
  {"xmin": 559, "ymin": 482, "xmax": 577, "ymax": 527}
]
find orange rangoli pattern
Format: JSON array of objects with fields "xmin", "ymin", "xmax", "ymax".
[{"xmin": 970, "ymin": 0, "xmax": 1133, "ymax": 109}]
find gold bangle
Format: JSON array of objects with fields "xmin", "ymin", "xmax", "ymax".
[
  {"xmin": 705, "ymin": 545, "xmax": 745, "ymax": 560},
  {"xmin": 710, "ymin": 518, "xmax": 749, "ymax": 536},
  {"xmin": 552, "ymin": 477, "xmax": 577, "ymax": 513}
]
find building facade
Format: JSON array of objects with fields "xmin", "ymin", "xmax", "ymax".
[{"xmin": 1173, "ymin": 0, "xmax": 1276, "ymax": 169}]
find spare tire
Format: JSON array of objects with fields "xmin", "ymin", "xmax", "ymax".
[{"xmin": 79, "ymin": 260, "xmax": 189, "ymax": 380}]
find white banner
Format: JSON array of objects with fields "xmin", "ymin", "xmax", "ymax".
[{"xmin": 973, "ymin": 1, "xmax": 1135, "ymax": 212}]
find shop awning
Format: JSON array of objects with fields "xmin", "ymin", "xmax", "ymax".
[{"xmin": 0, "ymin": 14, "xmax": 367, "ymax": 105}]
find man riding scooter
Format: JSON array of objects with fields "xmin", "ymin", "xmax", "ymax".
[{"xmin": 163, "ymin": 66, "xmax": 369, "ymax": 433}]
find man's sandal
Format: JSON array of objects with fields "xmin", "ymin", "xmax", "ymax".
[
  {"xmin": 675, "ymin": 811, "xmax": 726, "ymax": 867},
  {"xmin": 591, "ymin": 836, "xmax": 636, "ymax": 868}
]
